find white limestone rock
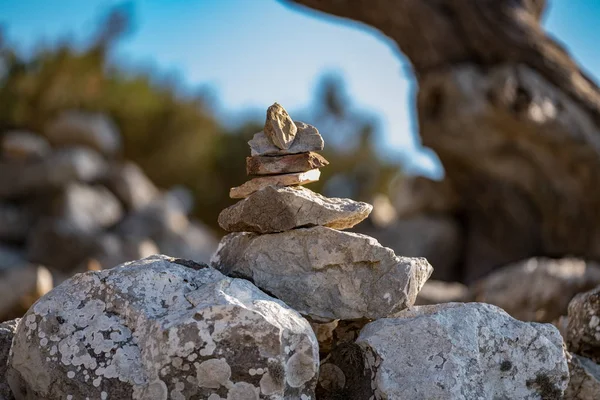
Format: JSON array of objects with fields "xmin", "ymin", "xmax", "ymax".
[
  {"xmin": 211, "ymin": 226, "xmax": 432, "ymax": 321},
  {"xmin": 7, "ymin": 255, "xmax": 319, "ymax": 400}
]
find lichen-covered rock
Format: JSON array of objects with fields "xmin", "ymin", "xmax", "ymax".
[
  {"xmin": 472, "ymin": 258, "xmax": 600, "ymax": 323},
  {"xmin": 211, "ymin": 226, "xmax": 432, "ymax": 321},
  {"xmin": 317, "ymin": 303, "xmax": 570, "ymax": 399},
  {"xmin": 264, "ymin": 103, "xmax": 298, "ymax": 150},
  {"xmin": 565, "ymin": 353, "xmax": 600, "ymax": 400},
  {"xmin": 7, "ymin": 255, "xmax": 319, "ymax": 400},
  {"xmin": 246, "ymin": 152, "xmax": 329, "ymax": 176},
  {"xmin": 44, "ymin": 111, "xmax": 121, "ymax": 156},
  {"xmin": 229, "ymin": 169, "xmax": 320, "ymax": 199},
  {"xmin": 219, "ymin": 186, "xmax": 372, "ymax": 233},
  {"xmin": 1, "ymin": 319, "xmax": 19, "ymax": 400},
  {"xmin": 567, "ymin": 287, "xmax": 600, "ymax": 363},
  {"xmin": 249, "ymin": 122, "xmax": 324, "ymax": 156}
]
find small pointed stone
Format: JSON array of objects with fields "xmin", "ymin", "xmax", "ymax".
[
  {"xmin": 229, "ymin": 169, "xmax": 320, "ymax": 199},
  {"xmin": 246, "ymin": 152, "xmax": 329, "ymax": 176},
  {"xmin": 249, "ymin": 122, "xmax": 324, "ymax": 156},
  {"xmin": 264, "ymin": 103, "xmax": 297, "ymax": 150}
]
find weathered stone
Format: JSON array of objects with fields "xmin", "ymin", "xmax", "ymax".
[
  {"xmin": 1, "ymin": 319, "xmax": 19, "ymax": 400},
  {"xmin": 360, "ymin": 215, "xmax": 462, "ymax": 281},
  {"xmin": 1, "ymin": 131, "xmax": 50, "ymax": 162},
  {"xmin": 53, "ymin": 183, "xmax": 124, "ymax": 232},
  {"xmin": 44, "ymin": 111, "xmax": 121, "ymax": 156},
  {"xmin": 415, "ymin": 280, "xmax": 469, "ymax": 306},
  {"xmin": 0, "ymin": 147, "xmax": 108, "ymax": 199},
  {"xmin": 473, "ymin": 258, "xmax": 600, "ymax": 323},
  {"xmin": 246, "ymin": 152, "xmax": 329, "ymax": 176},
  {"xmin": 567, "ymin": 287, "xmax": 600, "ymax": 363},
  {"xmin": 318, "ymin": 303, "xmax": 570, "ymax": 399},
  {"xmin": 249, "ymin": 122, "xmax": 324, "ymax": 156},
  {"xmin": 0, "ymin": 203, "xmax": 33, "ymax": 243},
  {"xmin": 211, "ymin": 226, "xmax": 432, "ymax": 321},
  {"xmin": 565, "ymin": 353, "xmax": 600, "ymax": 400},
  {"xmin": 219, "ymin": 186, "xmax": 372, "ymax": 233},
  {"xmin": 229, "ymin": 169, "xmax": 320, "ymax": 199},
  {"xmin": 0, "ymin": 264, "xmax": 52, "ymax": 321},
  {"xmin": 7, "ymin": 255, "xmax": 319, "ymax": 400},
  {"xmin": 104, "ymin": 162, "xmax": 159, "ymax": 210},
  {"xmin": 264, "ymin": 103, "xmax": 298, "ymax": 150}
]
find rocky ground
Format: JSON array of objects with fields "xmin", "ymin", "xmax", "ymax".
[{"xmin": 1, "ymin": 105, "xmax": 600, "ymax": 398}]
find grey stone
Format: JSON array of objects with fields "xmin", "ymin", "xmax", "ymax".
[
  {"xmin": 1, "ymin": 131, "xmax": 50, "ymax": 162},
  {"xmin": 211, "ymin": 226, "xmax": 432, "ymax": 321},
  {"xmin": 264, "ymin": 103, "xmax": 297, "ymax": 150},
  {"xmin": 318, "ymin": 303, "xmax": 570, "ymax": 399},
  {"xmin": 473, "ymin": 258, "xmax": 600, "ymax": 323},
  {"xmin": 249, "ymin": 122, "xmax": 324, "ymax": 156},
  {"xmin": 565, "ymin": 353, "xmax": 600, "ymax": 400},
  {"xmin": 44, "ymin": 111, "xmax": 121, "ymax": 156},
  {"xmin": 1, "ymin": 319, "xmax": 19, "ymax": 400},
  {"xmin": 104, "ymin": 162, "xmax": 159, "ymax": 210},
  {"xmin": 53, "ymin": 183, "xmax": 124, "ymax": 232},
  {"xmin": 218, "ymin": 186, "xmax": 372, "ymax": 233},
  {"xmin": 567, "ymin": 287, "xmax": 600, "ymax": 363},
  {"xmin": 7, "ymin": 255, "xmax": 319, "ymax": 400},
  {"xmin": 0, "ymin": 147, "xmax": 108, "ymax": 199},
  {"xmin": 0, "ymin": 203, "xmax": 33, "ymax": 242}
]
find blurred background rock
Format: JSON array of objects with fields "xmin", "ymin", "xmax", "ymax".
[{"xmin": 1, "ymin": 0, "xmax": 600, "ymax": 327}]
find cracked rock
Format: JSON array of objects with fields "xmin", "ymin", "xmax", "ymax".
[
  {"xmin": 218, "ymin": 186, "xmax": 372, "ymax": 233},
  {"xmin": 264, "ymin": 103, "xmax": 297, "ymax": 150},
  {"xmin": 211, "ymin": 226, "xmax": 432, "ymax": 321},
  {"xmin": 7, "ymin": 255, "xmax": 319, "ymax": 400},
  {"xmin": 249, "ymin": 122, "xmax": 324, "ymax": 156},
  {"xmin": 318, "ymin": 303, "xmax": 570, "ymax": 399}
]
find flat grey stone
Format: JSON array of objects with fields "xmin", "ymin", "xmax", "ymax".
[
  {"xmin": 7, "ymin": 255, "xmax": 319, "ymax": 400},
  {"xmin": 249, "ymin": 121, "xmax": 324, "ymax": 156},
  {"xmin": 211, "ymin": 226, "xmax": 432, "ymax": 321},
  {"xmin": 218, "ymin": 186, "xmax": 372, "ymax": 233}
]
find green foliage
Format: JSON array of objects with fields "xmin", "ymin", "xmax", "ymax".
[{"xmin": 0, "ymin": 8, "xmax": 403, "ymax": 231}]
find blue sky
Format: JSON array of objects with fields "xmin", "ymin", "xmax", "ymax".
[{"xmin": 1, "ymin": 0, "xmax": 599, "ymax": 177}]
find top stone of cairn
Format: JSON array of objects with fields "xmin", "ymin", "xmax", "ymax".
[{"xmin": 264, "ymin": 102, "xmax": 297, "ymax": 150}]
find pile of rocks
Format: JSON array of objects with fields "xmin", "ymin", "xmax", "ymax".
[
  {"xmin": 1, "ymin": 105, "xmax": 595, "ymax": 399},
  {"xmin": 0, "ymin": 110, "xmax": 217, "ymax": 320}
]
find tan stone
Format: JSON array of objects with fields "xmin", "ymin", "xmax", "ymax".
[
  {"xmin": 229, "ymin": 169, "xmax": 320, "ymax": 199},
  {"xmin": 246, "ymin": 152, "xmax": 329, "ymax": 176},
  {"xmin": 264, "ymin": 102, "xmax": 297, "ymax": 149}
]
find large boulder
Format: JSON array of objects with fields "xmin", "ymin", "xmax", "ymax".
[
  {"xmin": 7, "ymin": 255, "xmax": 319, "ymax": 400},
  {"xmin": 567, "ymin": 287, "xmax": 600, "ymax": 363},
  {"xmin": 472, "ymin": 258, "xmax": 600, "ymax": 323},
  {"xmin": 565, "ymin": 353, "xmax": 600, "ymax": 400},
  {"xmin": 44, "ymin": 111, "xmax": 121, "ymax": 156},
  {"xmin": 317, "ymin": 303, "xmax": 570, "ymax": 399},
  {"xmin": 1, "ymin": 319, "xmax": 19, "ymax": 400},
  {"xmin": 218, "ymin": 186, "xmax": 372, "ymax": 233},
  {"xmin": 211, "ymin": 226, "xmax": 432, "ymax": 321}
]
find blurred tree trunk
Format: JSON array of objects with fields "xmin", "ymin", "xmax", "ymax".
[{"xmin": 288, "ymin": 0, "xmax": 600, "ymax": 281}]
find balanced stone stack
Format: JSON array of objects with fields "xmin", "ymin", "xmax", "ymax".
[{"xmin": 213, "ymin": 103, "xmax": 433, "ymax": 323}]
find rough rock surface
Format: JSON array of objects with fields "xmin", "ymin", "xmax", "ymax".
[
  {"xmin": 219, "ymin": 186, "xmax": 372, "ymax": 233},
  {"xmin": 317, "ymin": 303, "xmax": 570, "ymax": 399},
  {"xmin": 246, "ymin": 152, "xmax": 329, "ymax": 176},
  {"xmin": 264, "ymin": 103, "xmax": 298, "ymax": 150},
  {"xmin": 249, "ymin": 122, "xmax": 324, "ymax": 156},
  {"xmin": 1, "ymin": 131, "xmax": 51, "ymax": 161},
  {"xmin": 211, "ymin": 226, "xmax": 432, "ymax": 321},
  {"xmin": 229, "ymin": 169, "xmax": 320, "ymax": 199},
  {"xmin": 7, "ymin": 255, "xmax": 319, "ymax": 400},
  {"xmin": 1, "ymin": 319, "xmax": 19, "ymax": 400},
  {"xmin": 565, "ymin": 353, "xmax": 600, "ymax": 400},
  {"xmin": 473, "ymin": 258, "xmax": 600, "ymax": 323},
  {"xmin": 45, "ymin": 111, "xmax": 121, "ymax": 156},
  {"xmin": 567, "ymin": 287, "xmax": 600, "ymax": 363},
  {"xmin": 0, "ymin": 147, "xmax": 108, "ymax": 199}
]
